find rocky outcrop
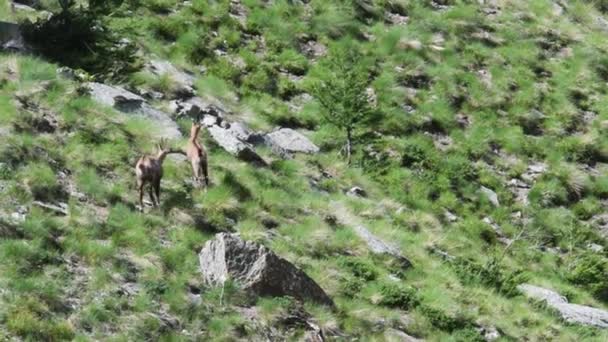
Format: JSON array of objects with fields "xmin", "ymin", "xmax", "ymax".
[
  {"xmin": 518, "ymin": 284, "xmax": 608, "ymax": 328},
  {"xmin": 207, "ymin": 125, "xmax": 266, "ymax": 165},
  {"xmin": 199, "ymin": 233, "xmax": 334, "ymax": 306},
  {"xmin": 86, "ymin": 82, "xmax": 181, "ymax": 139},
  {"xmin": 264, "ymin": 128, "xmax": 319, "ymax": 158},
  {"xmin": 146, "ymin": 60, "xmax": 195, "ymax": 98}
]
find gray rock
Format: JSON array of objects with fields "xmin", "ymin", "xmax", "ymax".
[
  {"xmin": 444, "ymin": 210, "xmax": 458, "ymax": 223},
  {"xmin": 264, "ymin": 128, "xmax": 319, "ymax": 158},
  {"xmin": 86, "ymin": 83, "xmax": 181, "ymax": 139},
  {"xmin": 352, "ymin": 225, "xmax": 412, "ymax": 268},
  {"xmin": 208, "ymin": 125, "xmax": 266, "ymax": 165},
  {"xmin": 32, "ymin": 201, "xmax": 68, "ymax": 216},
  {"xmin": 0, "ymin": 22, "xmax": 27, "ymax": 53},
  {"xmin": 518, "ymin": 284, "xmax": 608, "ymax": 328},
  {"xmin": 333, "ymin": 202, "xmax": 412, "ymax": 268},
  {"xmin": 227, "ymin": 122, "xmax": 252, "ymax": 142},
  {"xmin": 199, "ymin": 233, "xmax": 334, "ymax": 306},
  {"xmin": 346, "ymin": 186, "xmax": 367, "ymax": 198},
  {"xmin": 201, "ymin": 115, "xmax": 218, "ymax": 127},
  {"xmin": 146, "ymin": 60, "xmax": 195, "ymax": 98},
  {"xmin": 480, "ymin": 186, "xmax": 500, "ymax": 207},
  {"xmin": 587, "ymin": 243, "xmax": 604, "ymax": 253},
  {"xmin": 384, "ymin": 328, "xmax": 423, "ymax": 342},
  {"xmin": 12, "ymin": 2, "xmax": 36, "ymax": 11}
]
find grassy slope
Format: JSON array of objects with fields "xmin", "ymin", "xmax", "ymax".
[{"xmin": 1, "ymin": 0, "xmax": 608, "ymax": 340}]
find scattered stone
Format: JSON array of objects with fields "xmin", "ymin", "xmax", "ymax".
[
  {"xmin": 199, "ymin": 233, "xmax": 334, "ymax": 306},
  {"xmin": 333, "ymin": 202, "xmax": 412, "ymax": 268},
  {"xmin": 475, "ymin": 324, "xmax": 501, "ymax": 341},
  {"xmin": 518, "ymin": 284, "xmax": 608, "ymax": 328},
  {"xmin": 346, "ymin": 186, "xmax": 367, "ymax": 198},
  {"xmin": 208, "ymin": 125, "xmax": 266, "ymax": 165},
  {"xmin": 444, "ymin": 210, "xmax": 458, "ymax": 223},
  {"xmin": 86, "ymin": 82, "xmax": 181, "ymax": 139},
  {"xmin": 587, "ymin": 243, "xmax": 604, "ymax": 253},
  {"xmin": 482, "ymin": 217, "xmax": 512, "ymax": 245},
  {"xmin": 299, "ymin": 39, "xmax": 327, "ymax": 60},
  {"xmin": 480, "ymin": 186, "xmax": 500, "ymax": 207},
  {"xmin": 384, "ymin": 328, "xmax": 423, "ymax": 342},
  {"xmin": 592, "ymin": 213, "xmax": 608, "ymax": 238},
  {"xmin": 264, "ymin": 128, "xmax": 319, "ymax": 158},
  {"xmin": 229, "ymin": 0, "xmax": 248, "ymax": 25},
  {"xmin": 33, "ymin": 201, "xmax": 68, "ymax": 216},
  {"xmin": 385, "ymin": 12, "xmax": 409, "ymax": 26},
  {"xmin": 456, "ymin": 112, "xmax": 471, "ymax": 128},
  {"xmin": 12, "ymin": 3, "xmax": 36, "ymax": 11},
  {"xmin": 399, "ymin": 39, "xmax": 423, "ymax": 50}
]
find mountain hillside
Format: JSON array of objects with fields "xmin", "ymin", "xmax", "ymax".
[{"xmin": 1, "ymin": 0, "xmax": 608, "ymax": 340}]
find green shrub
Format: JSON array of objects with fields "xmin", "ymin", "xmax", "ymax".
[
  {"xmin": 567, "ymin": 253, "xmax": 608, "ymax": 302},
  {"xmin": 339, "ymin": 257, "xmax": 378, "ymax": 281},
  {"xmin": 420, "ymin": 305, "xmax": 473, "ymax": 332},
  {"xmin": 277, "ymin": 49, "xmax": 309, "ymax": 75},
  {"xmin": 378, "ymin": 283, "xmax": 419, "ymax": 310},
  {"xmin": 452, "ymin": 257, "xmax": 527, "ymax": 297},
  {"xmin": 19, "ymin": 162, "xmax": 62, "ymax": 201},
  {"xmin": 339, "ymin": 276, "xmax": 364, "ymax": 298}
]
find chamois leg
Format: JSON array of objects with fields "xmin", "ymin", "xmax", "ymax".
[
  {"xmin": 191, "ymin": 159, "xmax": 201, "ymax": 187},
  {"xmin": 154, "ymin": 178, "xmax": 161, "ymax": 207},
  {"xmin": 138, "ymin": 180, "xmax": 145, "ymax": 212},
  {"xmin": 202, "ymin": 159, "xmax": 209, "ymax": 189},
  {"xmin": 148, "ymin": 183, "xmax": 156, "ymax": 207}
]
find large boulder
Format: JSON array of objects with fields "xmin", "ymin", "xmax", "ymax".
[
  {"xmin": 518, "ymin": 284, "xmax": 608, "ymax": 328},
  {"xmin": 199, "ymin": 233, "xmax": 334, "ymax": 306},
  {"xmin": 264, "ymin": 128, "xmax": 319, "ymax": 159},
  {"xmin": 208, "ymin": 125, "xmax": 266, "ymax": 165},
  {"xmin": 86, "ymin": 82, "xmax": 181, "ymax": 139}
]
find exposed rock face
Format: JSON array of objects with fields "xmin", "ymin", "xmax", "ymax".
[
  {"xmin": 518, "ymin": 284, "xmax": 608, "ymax": 328},
  {"xmin": 208, "ymin": 125, "xmax": 266, "ymax": 165},
  {"xmin": 264, "ymin": 128, "xmax": 319, "ymax": 158},
  {"xmin": 86, "ymin": 82, "xmax": 181, "ymax": 139},
  {"xmin": 146, "ymin": 60, "xmax": 195, "ymax": 98},
  {"xmin": 199, "ymin": 233, "xmax": 334, "ymax": 306}
]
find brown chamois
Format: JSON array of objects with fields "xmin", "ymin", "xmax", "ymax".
[
  {"xmin": 135, "ymin": 138, "xmax": 184, "ymax": 211},
  {"xmin": 186, "ymin": 122, "xmax": 210, "ymax": 188}
]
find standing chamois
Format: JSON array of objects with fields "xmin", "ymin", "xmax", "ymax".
[
  {"xmin": 135, "ymin": 138, "xmax": 184, "ymax": 211},
  {"xmin": 186, "ymin": 121, "xmax": 209, "ymax": 188}
]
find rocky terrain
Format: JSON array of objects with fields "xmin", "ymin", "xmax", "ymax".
[{"xmin": 0, "ymin": 0, "xmax": 607, "ymax": 340}]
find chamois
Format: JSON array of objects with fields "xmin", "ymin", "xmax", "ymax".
[
  {"xmin": 135, "ymin": 138, "xmax": 184, "ymax": 211},
  {"xmin": 186, "ymin": 121, "xmax": 209, "ymax": 188}
]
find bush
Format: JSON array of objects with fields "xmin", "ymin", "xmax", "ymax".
[
  {"xmin": 339, "ymin": 257, "xmax": 378, "ymax": 281},
  {"xmin": 339, "ymin": 276, "xmax": 364, "ymax": 298},
  {"xmin": 19, "ymin": 163, "xmax": 62, "ymax": 201},
  {"xmin": 420, "ymin": 305, "xmax": 473, "ymax": 332},
  {"xmin": 567, "ymin": 253, "xmax": 608, "ymax": 302},
  {"xmin": 452, "ymin": 257, "xmax": 527, "ymax": 297},
  {"xmin": 378, "ymin": 283, "xmax": 419, "ymax": 310}
]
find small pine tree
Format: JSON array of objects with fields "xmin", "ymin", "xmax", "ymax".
[{"xmin": 310, "ymin": 43, "xmax": 375, "ymax": 164}]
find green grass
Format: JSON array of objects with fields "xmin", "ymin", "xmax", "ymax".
[{"xmin": 1, "ymin": 0, "xmax": 608, "ymax": 340}]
